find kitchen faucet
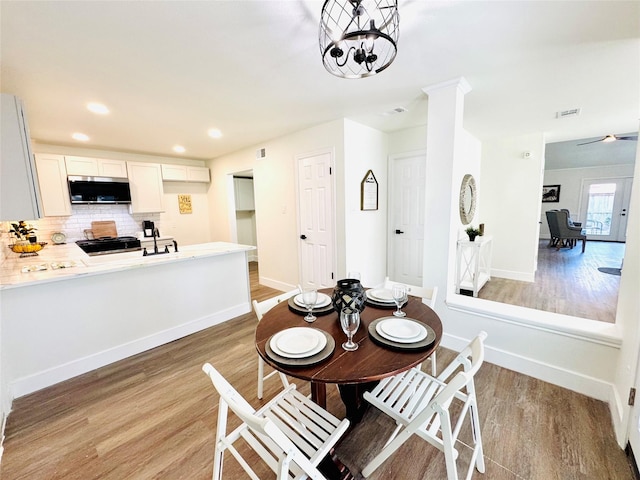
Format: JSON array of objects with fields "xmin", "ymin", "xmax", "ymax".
[{"xmin": 142, "ymin": 228, "xmax": 178, "ymax": 256}]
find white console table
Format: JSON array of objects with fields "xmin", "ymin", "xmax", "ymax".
[{"xmin": 455, "ymin": 235, "xmax": 493, "ymax": 297}]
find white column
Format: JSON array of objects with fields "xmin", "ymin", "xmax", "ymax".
[{"xmin": 421, "ymin": 77, "xmax": 472, "ymax": 301}]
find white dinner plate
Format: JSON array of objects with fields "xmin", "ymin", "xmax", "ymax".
[
  {"xmin": 270, "ymin": 327, "xmax": 327, "ymax": 358},
  {"xmin": 367, "ymin": 288, "xmax": 396, "ymax": 303},
  {"xmin": 376, "ymin": 318, "xmax": 428, "ymax": 343},
  {"xmin": 293, "ymin": 292, "xmax": 332, "ymax": 308}
]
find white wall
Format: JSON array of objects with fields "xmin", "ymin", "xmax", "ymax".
[
  {"xmin": 207, "ymin": 119, "xmax": 346, "ymax": 291},
  {"xmin": 540, "ymin": 164, "xmax": 635, "ymax": 237},
  {"xmin": 343, "ymin": 120, "xmax": 388, "ymax": 286},
  {"xmin": 480, "ymin": 134, "xmax": 546, "ymax": 281}
]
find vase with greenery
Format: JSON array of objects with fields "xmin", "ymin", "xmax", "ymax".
[
  {"xmin": 9, "ymin": 221, "xmax": 37, "ymax": 244},
  {"xmin": 465, "ymin": 226, "xmax": 481, "ymax": 242}
]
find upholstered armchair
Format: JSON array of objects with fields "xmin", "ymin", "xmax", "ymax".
[
  {"xmin": 546, "ymin": 210, "xmax": 586, "ymax": 252},
  {"xmin": 560, "ymin": 208, "xmax": 582, "ymax": 228}
]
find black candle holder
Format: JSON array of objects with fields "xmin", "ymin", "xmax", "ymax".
[{"xmin": 331, "ymin": 279, "xmax": 366, "ymax": 314}]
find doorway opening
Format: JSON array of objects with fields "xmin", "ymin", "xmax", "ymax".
[{"xmin": 231, "ymin": 170, "xmax": 258, "ymax": 263}]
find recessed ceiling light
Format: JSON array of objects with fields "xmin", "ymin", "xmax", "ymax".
[
  {"xmin": 87, "ymin": 102, "xmax": 109, "ymax": 115},
  {"xmin": 72, "ymin": 132, "xmax": 90, "ymax": 142},
  {"xmin": 208, "ymin": 128, "xmax": 222, "ymax": 139},
  {"xmin": 173, "ymin": 145, "xmax": 186, "ymax": 153}
]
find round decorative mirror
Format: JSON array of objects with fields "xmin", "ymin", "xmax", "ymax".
[{"xmin": 459, "ymin": 174, "xmax": 477, "ymax": 225}]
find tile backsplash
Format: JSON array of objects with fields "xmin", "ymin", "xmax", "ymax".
[{"xmin": 2, "ymin": 205, "xmax": 161, "ymax": 257}]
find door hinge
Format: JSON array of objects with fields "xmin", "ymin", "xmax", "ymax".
[
  {"xmin": 331, "ymin": 272, "xmax": 334, "ymax": 280},
  {"xmin": 329, "ymin": 167, "xmax": 332, "ymax": 175},
  {"xmin": 629, "ymin": 387, "xmax": 636, "ymax": 406}
]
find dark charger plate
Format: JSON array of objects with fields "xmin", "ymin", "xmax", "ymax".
[
  {"xmin": 265, "ymin": 329, "xmax": 335, "ymax": 367},
  {"xmin": 287, "ymin": 296, "xmax": 335, "ymax": 316},
  {"xmin": 368, "ymin": 317, "xmax": 436, "ymax": 351}
]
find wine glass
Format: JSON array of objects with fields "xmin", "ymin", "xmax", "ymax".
[
  {"xmin": 392, "ymin": 284, "xmax": 408, "ymax": 317},
  {"xmin": 347, "ymin": 271, "xmax": 361, "ymax": 281},
  {"xmin": 301, "ymin": 289, "xmax": 318, "ymax": 323},
  {"xmin": 340, "ymin": 309, "xmax": 360, "ymax": 351}
]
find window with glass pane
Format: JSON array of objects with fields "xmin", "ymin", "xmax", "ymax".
[{"xmin": 585, "ymin": 183, "xmax": 616, "ymax": 235}]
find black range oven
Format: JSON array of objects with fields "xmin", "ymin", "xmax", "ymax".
[{"xmin": 76, "ymin": 236, "xmax": 141, "ymax": 256}]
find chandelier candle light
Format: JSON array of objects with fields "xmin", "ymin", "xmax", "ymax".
[{"xmin": 320, "ymin": 0, "xmax": 399, "ymax": 78}]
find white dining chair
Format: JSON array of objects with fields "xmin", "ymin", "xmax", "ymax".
[
  {"xmin": 252, "ymin": 287, "xmax": 301, "ymax": 399},
  {"xmin": 202, "ymin": 363, "xmax": 350, "ymax": 480},
  {"xmin": 362, "ymin": 331, "xmax": 487, "ymax": 480},
  {"xmin": 382, "ymin": 277, "xmax": 439, "ymax": 375}
]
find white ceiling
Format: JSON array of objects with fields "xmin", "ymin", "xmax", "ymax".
[{"xmin": 1, "ymin": 1, "xmax": 639, "ymax": 164}]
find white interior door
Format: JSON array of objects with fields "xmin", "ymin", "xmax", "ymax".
[
  {"xmin": 297, "ymin": 151, "xmax": 335, "ymax": 290},
  {"xmin": 628, "ymin": 348, "xmax": 640, "ymax": 469},
  {"xmin": 579, "ymin": 177, "xmax": 633, "ymax": 242},
  {"xmin": 388, "ymin": 152, "xmax": 426, "ymax": 285}
]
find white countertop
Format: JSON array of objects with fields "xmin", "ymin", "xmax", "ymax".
[{"xmin": 0, "ymin": 241, "xmax": 256, "ymax": 290}]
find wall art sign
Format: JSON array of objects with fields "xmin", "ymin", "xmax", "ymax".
[
  {"xmin": 178, "ymin": 194, "xmax": 192, "ymax": 214},
  {"xmin": 361, "ymin": 170, "xmax": 378, "ymax": 211}
]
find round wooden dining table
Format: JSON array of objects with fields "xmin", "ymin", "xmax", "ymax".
[{"xmin": 255, "ymin": 288, "xmax": 443, "ymax": 423}]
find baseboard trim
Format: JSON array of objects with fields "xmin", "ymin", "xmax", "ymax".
[
  {"xmin": 441, "ymin": 332, "xmax": 613, "ymax": 401},
  {"xmin": 9, "ymin": 302, "xmax": 251, "ymax": 400},
  {"xmin": 260, "ymin": 275, "xmax": 296, "ymax": 293},
  {"xmin": 491, "ymin": 268, "xmax": 535, "ymax": 282}
]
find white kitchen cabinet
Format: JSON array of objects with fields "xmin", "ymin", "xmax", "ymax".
[
  {"xmin": 34, "ymin": 154, "xmax": 72, "ymax": 216},
  {"xmin": 0, "ymin": 94, "xmax": 42, "ymax": 221},
  {"xmin": 234, "ymin": 177, "xmax": 255, "ymax": 211},
  {"xmin": 161, "ymin": 164, "xmax": 210, "ymax": 183},
  {"xmin": 65, "ymin": 156, "xmax": 128, "ymax": 178},
  {"xmin": 127, "ymin": 162, "xmax": 164, "ymax": 213},
  {"xmin": 455, "ymin": 235, "xmax": 493, "ymax": 297}
]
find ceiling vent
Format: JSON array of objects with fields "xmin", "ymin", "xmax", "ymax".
[
  {"xmin": 556, "ymin": 108, "xmax": 581, "ymax": 119},
  {"xmin": 256, "ymin": 148, "xmax": 266, "ymax": 159}
]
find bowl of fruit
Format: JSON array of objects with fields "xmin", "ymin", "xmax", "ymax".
[{"xmin": 10, "ymin": 242, "xmax": 47, "ymax": 257}]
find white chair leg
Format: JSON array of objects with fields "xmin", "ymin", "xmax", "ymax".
[
  {"xmin": 277, "ymin": 372, "xmax": 289, "ymax": 390},
  {"xmin": 257, "ymin": 356, "xmax": 265, "ymax": 399},
  {"xmin": 440, "ymin": 410, "xmax": 459, "ymax": 480},
  {"xmin": 470, "ymin": 401, "xmax": 485, "ymax": 473},
  {"xmin": 430, "ymin": 350, "xmax": 437, "ymax": 376}
]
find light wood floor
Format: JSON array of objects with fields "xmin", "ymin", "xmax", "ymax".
[
  {"xmin": 0, "ymin": 262, "xmax": 634, "ymax": 479},
  {"xmin": 477, "ymin": 240, "xmax": 625, "ymax": 323}
]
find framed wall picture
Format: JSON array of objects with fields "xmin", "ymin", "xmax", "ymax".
[
  {"xmin": 361, "ymin": 169, "xmax": 378, "ymax": 211},
  {"xmin": 178, "ymin": 194, "xmax": 192, "ymax": 214},
  {"xmin": 542, "ymin": 185, "xmax": 561, "ymax": 203}
]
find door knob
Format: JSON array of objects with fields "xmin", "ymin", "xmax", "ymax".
[
  {"xmin": 395, "ymin": 229, "xmax": 404, "ymax": 234},
  {"xmin": 300, "ymin": 235, "xmax": 307, "ymax": 240}
]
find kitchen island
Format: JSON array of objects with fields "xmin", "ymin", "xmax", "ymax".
[{"xmin": 0, "ymin": 242, "xmax": 255, "ymax": 411}]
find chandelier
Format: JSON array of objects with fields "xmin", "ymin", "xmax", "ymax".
[{"xmin": 319, "ymin": 0, "xmax": 399, "ymax": 79}]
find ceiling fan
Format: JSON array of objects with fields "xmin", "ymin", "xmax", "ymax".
[{"xmin": 577, "ymin": 134, "xmax": 638, "ymax": 146}]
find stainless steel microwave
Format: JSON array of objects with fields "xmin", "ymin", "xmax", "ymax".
[{"xmin": 68, "ymin": 175, "xmax": 132, "ymax": 204}]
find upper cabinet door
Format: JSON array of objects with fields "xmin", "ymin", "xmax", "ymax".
[
  {"xmin": 161, "ymin": 164, "xmax": 210, "ymax": 182},
  {"xmin": 161, "ymin": 164, "xmax": 188, "ymax": 181},
  {"xmin": 99, "ymin": 159, "xmax": 127, "ymax": 178},
  {"xmin": 65, "ymin": 156, "xmax": 127, "ymax": 177},
  {"xmin": 0, "ymin": 94, "xmax": 42, "ymax": 221},
  {"xmin": 65, "ymin": 156, "xmax": 99, "ymax": 176},
  {"xmin": 187, "ymin": 166, "xmax": 210, "ymax": 182},
  {"xmin": 127, "ymin": 162, "xmax": 164, "ymax": 213},
  {"xmin": 34, "ymin": 154, "xmax": 72, "ymax": 216}
]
